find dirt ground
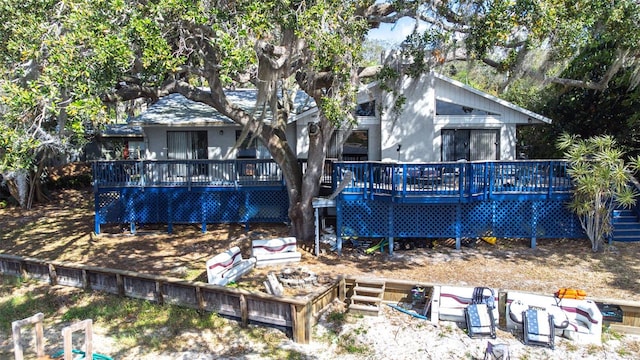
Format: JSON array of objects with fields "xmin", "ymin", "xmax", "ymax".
[{"xmin": 1, "ymin": 188, "xmax": 639, "ymax": 302}]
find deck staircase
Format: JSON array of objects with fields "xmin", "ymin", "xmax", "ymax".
[
  {"xmin": 348, "ymin": 279, "xmax": 385, "ymax": 316},
  {"xmin": 612, "ymin": 208, "xmax": 640, "ymax": 242}
]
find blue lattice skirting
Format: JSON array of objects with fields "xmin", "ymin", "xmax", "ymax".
[
  {"xmin": 337, "ymin": 199, "xmax": 584, "ymax": 244},
  {"xmin": 94, "ymin": 186, "xmax": 289, "ymax": 234}
]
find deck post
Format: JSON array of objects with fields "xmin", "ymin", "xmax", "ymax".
[
  {"xmin": 530, "ymin": 202, "xmax": 538, "ymax": 248},
  {"xmin": 455, "ymin": 203, "xmax": 462, "ymax": 250},
  {"xmin": 336, "ymin": 201, "xmax": 343, "ymax": 255},
  {"xmin": 388, "ymin": 204, "xmax": 394, "ymax": 255},
  {"xmin": 168, "ymin": 194, "xmax": 173, "ymax": 233},
  {"xmin": 93, "ymin": 192, "xmax": 101, "ymax": 235},
  {"xmin": 93, "ymin": 163, "xmax": 101, "ymax": 235},
  {"xmin": 547, "ymin": 161, "xmax": 554, "ymax": 197}
]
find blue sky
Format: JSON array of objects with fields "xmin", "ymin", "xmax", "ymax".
[{"xmin": 366, "ymin": 16, "xmax": 427, "ymax": 45}]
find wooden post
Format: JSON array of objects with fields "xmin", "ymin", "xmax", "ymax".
[
  {"xmin": 116, "ymin": 273, "xmax": 124, "ymax": 296},
  {"xmin": 195, "ymin": 286, "xmax": 205, "ymax": 312},
  {"xmin": 239, "ymin": 294, "xmax": 248, "ymax": 327},
  {"xmin": 62, "ymin": 319, "xmax": 93, "ymax": 360},
  {"xmin": 81, "ymin": 269, "xmax": 89, "ymax": 290},
  {"xmin": 12, "ymin": 312, "xmax": 45, "ymax": 360},
  {"xmin": 291, "ymin": 303, "xmax": 311, "ymax": 344},
  {"xmin": 48, "ymin": 264, "xmax": 57, "ymax": 286},
  {"xmin": 155, "ymin": 281, "xmax": 164, "ymax": 305}
]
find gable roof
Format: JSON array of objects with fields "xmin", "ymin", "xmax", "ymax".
[
  {"xmin": 129, "ymin": 89, "xmax": 316, "ymax": 126},
  {"xmin": 433, "ymin": 72, "xmax": 552, "ymax": 124}
]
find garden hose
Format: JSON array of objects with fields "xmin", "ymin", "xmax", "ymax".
[{"xmin": 51, "ymin": 349, "xmax": 113, "ymax": 360}]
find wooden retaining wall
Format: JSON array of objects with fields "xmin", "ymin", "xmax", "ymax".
[
  {"xmin": 344, "ymin": 276, "xmax": 640, "ymax": 335},
  {"xmin": 0, "ymin": 254, "xmax": 344, "ymax": 344}
]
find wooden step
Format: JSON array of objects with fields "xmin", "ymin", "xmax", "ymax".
[
  {"xmin": 353, "ymin": 285, "xmax": 385, "ymax": 295},
  {"xmin": 351, "ymin": 294, "xmax": 382, "ymax": 303},
  {"xmin": 348, "ymin": 279, "xmax": 386, "ymax": 316},
  {"xmin": 348, "ymin": 303, "xmax": 381, "ymax": 316}
]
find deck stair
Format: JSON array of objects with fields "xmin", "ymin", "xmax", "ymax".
[
  {"xmin": 612, "ymin": 209, "xmax": 640, "ymax": 242},
  {"xmin": 348, "ymin": 279, "xmax": 385, "ymax": 316}
]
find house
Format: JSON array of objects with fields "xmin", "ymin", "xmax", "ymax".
[
  {"xmin": 298, "ymin": 72, "xmax": 551, "ymax": 163},
  {"xmin": 129, "ymin": 90, "xmax": 315, "ymax": 161},
  {"xmin": 126, "ymin": 72, "xmax": 550, "ymax": 164},
  {"xmin": 93, "ymin": 73, "xmax": 577, "ymax": 246}
]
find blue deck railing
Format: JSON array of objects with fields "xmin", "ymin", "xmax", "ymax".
[
  {"xmin": 92, "ymin": 159, "xmax": 285, "ymax": 189},
  {"xmin": 92, "ymin": 159, "xmax": 573, "ymax": 202},
  {"xmin": 332, "ymin": 160, "xmax": 573, "ymax": 202}
]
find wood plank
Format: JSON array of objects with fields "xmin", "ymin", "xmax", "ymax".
[
  {"xmin": 62, "ymin": 319, "xmax": 93, "ymax": 360},
  {"xmin": 239, "ymin": 294, "xmax": 248, "ymax": 327},
  {"xmin": 12, "ymin": 312, "xmax": 45, "ymax": 360},
  {"xmin": 292, "ymin": 303, "xmax": 311, "ymax": 344}
]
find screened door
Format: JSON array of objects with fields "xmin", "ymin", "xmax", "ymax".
[
  {"xmin": 470, "ymin": 130, "xmax": 498, "ymax": 161},
  {"xmin": 442, "ymin": 129, "xmax": 499, "ymax": 161}
]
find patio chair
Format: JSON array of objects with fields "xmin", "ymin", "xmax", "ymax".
[
  {"xmin": 522, "ymin": 308, "xmax": 555, "ymax": 349},
  {"xmin": 464, "ymin": 287, "xmax": 497, "ymax": 339}
]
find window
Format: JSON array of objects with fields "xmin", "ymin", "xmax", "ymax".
[
  {"xmin": 436, "ymin": 100, "xmax": 498, "ymax": 116},
  {"xmin": 356, "ymin": 101, "xmax": 376, "ymax": 116},
  {"xmin": 235, "ymin": 130, "xmax": 260, "ymax": 158},
  {"xmin": 442, "ymin": 129, "xmax": 499, "ymax": 161},
  {"xmin": 328, "ymin": 129, "xmax": 369, "ymax": 161},
  {"xmin": 167, "ymin": 131, "xmax": 208, "ymax": 176},
  {"xmin": 167, "ymin": 131, "xmax": 208, "ymax": 160}
]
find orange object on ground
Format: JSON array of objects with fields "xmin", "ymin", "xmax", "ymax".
[{"xmin": 555, "ymin": 288, "xmax": 587, "ymax": 300}]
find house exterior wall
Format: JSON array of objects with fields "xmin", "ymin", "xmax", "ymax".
[
  {"xmin": 433, "ymin": 75, "xmax": 528, "ymax": 161},
  {"xmin": 143, "ymin": 126, "xmax": 242, "ymax": 160},
  {"xmin": 374, "ymin": 72, "xmax": 537, "ymax": 162},
  {"xmin": 379, "ymin": 73, "xmax": 437, "ymax": 162},
  {"xmin": 295, "ymin": 113, "xmax": 318, "ymax": 159}
]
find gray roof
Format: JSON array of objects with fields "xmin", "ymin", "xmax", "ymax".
[
  {"xmin": 101, "ymin": 124, "xmax": 143, "ymax": 137},
  {"xmin": 129, "ymin": 89, "xmax": 316, "ymax": 126}
]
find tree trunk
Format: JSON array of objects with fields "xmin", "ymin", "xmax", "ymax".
[
  {"xmin": 4, "ymin": 171, "xmax": 29, "ymax": 209},
  {"xmin": 262, "ymin": 118, "xmax": 331, "ymax": 243}
]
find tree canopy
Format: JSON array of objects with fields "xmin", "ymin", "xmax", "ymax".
[{"xmin": 2, "ymin": 0, "xmax": 640, "ymax": 239}]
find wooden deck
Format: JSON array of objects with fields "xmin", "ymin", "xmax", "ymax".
[{"xmin": 93, "ymin": 159, "xmax": 573, "ymax": 203}]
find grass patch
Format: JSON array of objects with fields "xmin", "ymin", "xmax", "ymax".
[
  {"xmin": 0, "ymin": 276, "xmax": 62, "ymax": 332},
  {"xmin": 61, "ymin": 293, "xmax": 224, "ymax": 350},
  {"xmin": 602, "ymin": 324, "xmax": 625, "ymax": 342},
  {"xmin": 336, "ymin": 332, "xmax": 371, "ymax": 355},
  {"xmin": 1, "ymin": 275, "xmax": 228, "ymax": 354}
]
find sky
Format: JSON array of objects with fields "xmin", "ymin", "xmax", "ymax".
[{"xmin": 366, "ymin": 17, "xmax": 418, "ymax": 45}]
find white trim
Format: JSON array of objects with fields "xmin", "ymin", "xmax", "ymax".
[{"xmin": 432, "ymin": 72, "xmax": 552, "ymax": 124}]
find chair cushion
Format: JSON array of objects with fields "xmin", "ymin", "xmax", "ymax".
[
  {"xmin": 468, "ymin": 303, "xmax": 492, "ymax": 328},
  {"xmin": 526, "ymin": 309, "xmax": 551, "ymax": 336}
]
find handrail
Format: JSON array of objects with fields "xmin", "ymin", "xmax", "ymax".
[
  {"xmin": 92, "ymin": 159, "xmax": 574, "ymax": 201},
  {"xmin": 332, "ymin": 160, "xmax": 573, "ymax": 201},
  {"xmin": 92, "ymin": 159, "xmax": 285, "ymax": 189}
]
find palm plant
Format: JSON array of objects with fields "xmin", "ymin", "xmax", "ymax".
[{"xmin": 557, "ymin": 133, "xmax": 640, "ymax": 251}]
